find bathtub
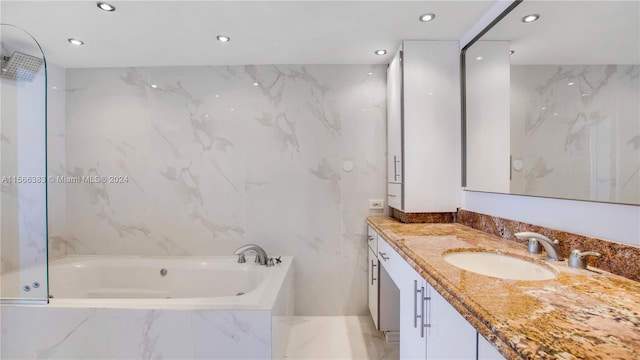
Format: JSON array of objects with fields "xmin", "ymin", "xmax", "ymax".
[{"xmin": 1, "ymin": 255, "xmax": 294, "ymax": 359}]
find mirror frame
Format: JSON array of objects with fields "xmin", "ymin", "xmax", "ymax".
[
  {"xmin": 460, "ymin": 0, "xmax": 522, "ymax": 189},
  {"xmin": 460, "ymin": 0, "xmax": 639, "ymax": 206}
]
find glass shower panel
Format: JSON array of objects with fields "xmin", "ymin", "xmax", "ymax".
[{"xmin": 0, "ymin": 24, "xmax": 48, "ymax": 303}]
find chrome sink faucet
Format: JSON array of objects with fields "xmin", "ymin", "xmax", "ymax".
[
  {"xmin": 233, "ymin": 244, "xmax": 272, "ymax": 266},
  {"xmin": 515, "ymin": 232, "xmax": 564, "ymax": 261}
]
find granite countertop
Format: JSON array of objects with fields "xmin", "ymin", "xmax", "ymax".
[{"xmin": 366, "ymin": 216, "xmax": 640, "ymax": 360}]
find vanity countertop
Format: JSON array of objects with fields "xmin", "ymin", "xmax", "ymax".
[{"xmin": 366, "ymin": 216, "xmax": 640, "ymax": 360}]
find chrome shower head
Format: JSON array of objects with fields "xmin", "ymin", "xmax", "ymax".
[{"xmin": 1, "ymin": 51, "xmax": 44, "ymax": 82}]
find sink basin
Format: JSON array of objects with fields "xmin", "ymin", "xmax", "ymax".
[{"xmin": 443, "ymin": 251, "xmax": 557, "ymax": 281}]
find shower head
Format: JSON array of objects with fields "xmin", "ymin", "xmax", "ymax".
[{"xmin": 1, "ymin": 51, "xmax": 44, "ymax": 82}]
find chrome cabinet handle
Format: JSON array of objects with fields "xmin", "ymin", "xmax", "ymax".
[
  {"xmin": 423, "ymin": 288, "xmax": 431, "ymax": 335},
  {"xmin": 378, "ymin": 251, "xmax": 390, "ymax": 261},
  {"xmin": 420, "ymin": 286, "xmax": 426, "ymax": 338},
  {"xmin": 367, "ymin": 235, "xmax": 374, "ymax": 241},
  {"xmin": 371, "ymin": 260, "xmax": 377, "ymax": 285},
  {"xmin": 414, "ymin": 280, "xmax": 422, "ymax": 328},
  {"xmin": 393, "ymin": 155, "xmax": 401, "ymax": 181}
]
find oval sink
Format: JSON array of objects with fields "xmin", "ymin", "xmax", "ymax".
[{"xmin": 443, "ymin": 251, "xmax": 557, "ymax": 281}]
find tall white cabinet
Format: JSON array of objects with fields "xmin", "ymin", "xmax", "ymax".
[{"xmin": 386, "ymin": 41, "xmax": 461, "ymax": 212}]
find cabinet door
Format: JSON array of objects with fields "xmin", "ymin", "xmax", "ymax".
[
  {"xmin": 387, "ymin": 49, "xmax": 403, "ymax": 185},
  {"xmin": 425, "ymin": 286, "xmax": 477, "ymax": 359},
  {"xmin": 368, "ymin": 247, "xmax": 379, "ymax": 329},
  {"xmin": 397, "ymin": 258, "xmax": 427, "ymax": 360},
  {"xmin": 478, "ymin": 333, "xmax": 505, "ymax": 360},
  {"xmin": 401, "ymin": 41, "xmax": 460, "ymax": 213}
]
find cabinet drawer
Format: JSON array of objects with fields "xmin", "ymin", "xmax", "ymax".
[
  {"xmin": 367, "ymin": 226, "xmax": 378, "ymax": 253},
  {"xmin": 387, "ymin": 182, "xmax": 402, "ymax": 210},
  {"xmin": 377, "ymin": 236, "xmax": 402, "ymax": 281}
]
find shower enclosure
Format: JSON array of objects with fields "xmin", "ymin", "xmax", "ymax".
[{"xmin": 0, "ymin": 24, "xmax": 48, "ymax": 303}]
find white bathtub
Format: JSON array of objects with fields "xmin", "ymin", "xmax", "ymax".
[
  {"xmin": 47, "ymin": 255, "xmax": 291, "ymax": 310},
  {"xmin": 1, "ymin": 255, "xmax": 295, "ymax": 359}
]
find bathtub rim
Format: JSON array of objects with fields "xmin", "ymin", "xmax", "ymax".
[{"xmin": 39, "ymin": 255, "xmax": 293, "ymax": 310}]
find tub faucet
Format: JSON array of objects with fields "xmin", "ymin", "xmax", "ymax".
[
  {"xmin": 515, "ymin": 232, "xmax": 564, "ymax": 261},
  {"xmin": 234, "ymin": 244, "xmax": 271, "ymax": 266}
]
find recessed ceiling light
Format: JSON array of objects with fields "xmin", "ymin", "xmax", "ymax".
[
  {"xmin": 253, "ymin": 82, "xmax": 259, "ymax": 86},
  {"xmin": 204, "ymin": 114, "xmax": 209, "ymax": 118},
  {"xmin": 475, "ymin": 56, "xmax": 483, "ymax": 61},
  {"xmin": 230, "ymin": 108, "xmax": 235, "ymax": 112},
  {"xmin": 214, "ymin": 94, "xmax": 220, "ymax": 98},
  {"xmin": 541, "ymin": 106, "xmax": 546, "ymax": 110},
  {"xmin": 419, "ymin": 13, "xmax": 436, "ymax": 22},
  {"xmin": 375, "ymin": 49, "xmax": 387, "ymax": 55},
  {"xmin": 568, "ymin": 82, "xmax": 575, "ymax": 86},
  {"xmin": 581, "ymin": 93, "xmax": 587, "ymax": 97},
  {"xmin": 521, "ymin": 14, "xmax": 540, "ymax": 23},
  {"xmin": 150, "ymin": 84, "xmax": 158, "ymax": 89},
  {"xmin": 217, "ymin": 35, "xmax": 231, "ymax": 43},
  {"xmin": 367, "ymin": 72, "xmax": 373, "ymax": 76},
  {"xmin": 96, "ymin": 2, "xmax": 115, "ymax": 12},
  {"xmin": 509, "ymin": 50, "xmax": 515, "ymax": 55},
  {"xmin": 68, "ymin": 38, "xmax": 84, "ymax": 46}
]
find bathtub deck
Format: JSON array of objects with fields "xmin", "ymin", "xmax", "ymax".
[{"xmin": 284, "ymin": 316, "xmax": 399, "ymax": 360}]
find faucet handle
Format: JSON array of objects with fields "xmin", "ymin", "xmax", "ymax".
[
  {"xmin": 568, "ymin": 249, "xmax": 601, "ymax": 269},
  {"xmin": 237, "ymin": 253, "xmax": 246, "ymax": 263},
  {"xmin": 254, "ymin": 254, "xmax": 262, "ymax": 263},
  {"xmin": 528, "ymin": 239, "xmax": 542, "ymax": 254}
]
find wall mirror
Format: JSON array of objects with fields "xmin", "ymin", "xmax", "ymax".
[{"xmin": 463, "ymin": 0, "xmax": 639, "ymax": 205}]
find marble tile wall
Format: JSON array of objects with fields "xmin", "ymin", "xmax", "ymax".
[
  {"xmin": 1, "ymin": 307, "xmax": 275, "ymax": 359},
  {"xmin": 510, "ymin": 64, "xmax": 639, "ymax": 204},
  {"xmin": 55, "ymin": 65, "xmax": 387, "ymax": 315}
]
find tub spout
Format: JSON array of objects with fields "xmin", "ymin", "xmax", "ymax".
[{"xmin": 234, "ymin": 244, "xmax": 269, "ymax": 266}]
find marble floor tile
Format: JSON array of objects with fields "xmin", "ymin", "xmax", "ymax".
[{"xmin": 284, "ymin": 316, "xmax": 399, "ymax": 360}]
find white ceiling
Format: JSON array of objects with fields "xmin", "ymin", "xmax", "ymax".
[
  {"xmin": 0, "ymin": 0, "xmax": 496, "ymax": 68},
  {"xmin": 479, "ymin": 0, "xmax": 640, "ymax": 65}
]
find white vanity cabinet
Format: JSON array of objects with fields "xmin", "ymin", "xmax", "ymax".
[
  {"xmin": 367, "ymin": 226, "xmax": 400, "ymax": 333},
  {"xmin": 386, "ymin": 41, "xmax": 461, "ymax": 213},
  {"xmin": 369, "ymin": 229, "xmax": 497, "ymax": 360},
  {"xmin": 395, "ymin": 248, "xmax": 476, "ymax": 359}
]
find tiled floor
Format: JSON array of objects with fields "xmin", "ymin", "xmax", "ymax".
[{"xmin": 284, "ymin": 316, "xmax": 399, "ymax": 360}]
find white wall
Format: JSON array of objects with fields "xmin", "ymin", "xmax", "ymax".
[
  {"xmin": 56, "ymin": 64, "xmax": 387, "ymax": 315},
  {"xmin": 460, "ymin": 0, "xmax": 640, "ymax": 246}
]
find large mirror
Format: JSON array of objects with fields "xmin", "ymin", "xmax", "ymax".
[{"xmin": 463, "ymin": 0, "xmax": 640, "ymax": 205}]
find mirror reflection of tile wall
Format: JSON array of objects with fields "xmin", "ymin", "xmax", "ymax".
[{"xmin": 510, "ymin": 64, "xmax": 639, "ymax": 204}]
